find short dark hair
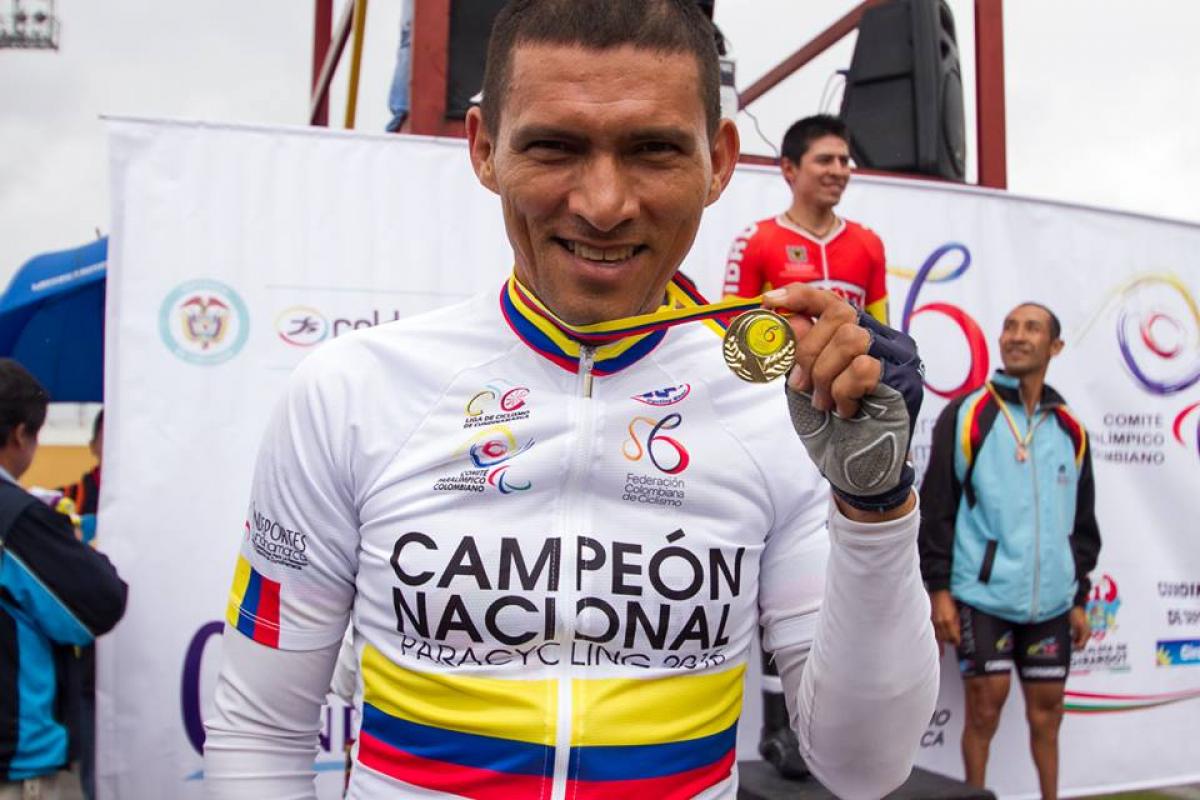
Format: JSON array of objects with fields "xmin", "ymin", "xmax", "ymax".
[
  {"xmin": 781, "ymin": 114, "xmax": 849, "ymax": 164},
  {"xmin": 1016, "ymin": 302, "xmax": 1062, "ymax": 341},
  {"xmin": 480, "ymin": 0, "xmax": 721, "ymax": 137},
  {"xmin": 0, "ymin": 359, "xmax": 49, "ymax": 447},
  {"xmin": 92, "ymin": 408, "xmax": 104, "ymax": 443}
]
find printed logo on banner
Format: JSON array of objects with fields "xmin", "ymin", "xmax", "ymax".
[
  {"xmin": 159, "ymin": 279, "xmax": 249, "ymax": 365},
  {"xmin": 1161, "ymin": 579, "xmax": 1200, "ymax": 629},
  {"xmin": 273, "ymin": 305, "xmax": 409, "ymax": 348},
  {"xmin": 889, "ymin": 242, "xmax": 990, "ymax": 400},
  {"xmin": 1098, "ymin": 274, "xmax": 1199, "ymax": 396},
  {"xmin": 1073, "ymin": 573, "xmax": 1129, "ymax": 674},
  {"xmin": 1174, "ymin": 401, "xmax": 1200, "ymax": 460},
  {"xmin": 275, "ymin": 305, "xmax": 330, "ymax": 347},
  {"xmin": 1087, "ymin": 574, "xmax": 1122, "ymax": 640},
  {"xmin": 1156, "ymin": 639, "xmax": 1200, "ymax": 667},
  {"xmin": 920, "ymin": 708, "xmax": 952, "ymax": 748},
  {"xmin": 1076, "ymin": 273, "xmax": 1200, "ymax": 464}
]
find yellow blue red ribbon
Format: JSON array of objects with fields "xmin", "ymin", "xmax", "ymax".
[{"xmin": 500, "ymin": 273, "xmax": 761, "ymax": 375}]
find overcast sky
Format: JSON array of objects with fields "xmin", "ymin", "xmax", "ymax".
[{"xmin": 3, "ymin": 0, "xmax": 1200, "ymax": 283}]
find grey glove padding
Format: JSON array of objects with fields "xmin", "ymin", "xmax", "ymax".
[{"xmin": 785, "ymin": 381, "xmax": 911, "ymax": 497}]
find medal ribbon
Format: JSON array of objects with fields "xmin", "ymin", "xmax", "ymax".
[
  {"xmin": 501, "ymin": 272, "xmax": 761, "ymax": 374},
  {"xmin": 509, "ymin": 275, "xmax": 761, "ymax": 344},
  {"xmin": 985, "ymin": 382, "xmax": 1045, "ymax": 456}
]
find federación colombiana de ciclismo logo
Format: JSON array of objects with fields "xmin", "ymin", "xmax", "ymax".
[{"xmin": 159, "ymin": 279, "xmax": 250, "ymax": 365}]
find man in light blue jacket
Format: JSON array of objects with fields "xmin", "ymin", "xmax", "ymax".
[{"xmin": 919, "ymin": 303, "xmax": 1101, "ymax": 800}]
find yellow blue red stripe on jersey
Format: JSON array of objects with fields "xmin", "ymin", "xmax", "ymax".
[
  {"xmin": 225, "ymin": 554, "xmax": 281, "ymax": 648},
  {"xmin": 565, "ymin": 663, "xmax": 744, "ymax": 799},
  {"xmin": 500, "ymin": 273, "xmax": 760, "ymax": 375},
  {"xmin": 356, "ymin": 644, "xmax": 745, "ymax": 799}
]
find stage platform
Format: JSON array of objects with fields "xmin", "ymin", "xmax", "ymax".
[{"xmin": 737, "ymin": 761, "xmax": 996, "ymax": 800}]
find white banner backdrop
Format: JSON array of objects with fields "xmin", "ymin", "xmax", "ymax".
[{"xmin": 101, "ymin": 118, "xmax": 1200, "ymax": 799}]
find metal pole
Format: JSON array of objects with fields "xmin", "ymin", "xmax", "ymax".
[
  {"xmin": 975, "ymin": 0, "xmax": 1007, "ymax": 188},
  {"xmin": 309, "ymin": 1, "xmax": 355, "ymax": 126},
  {"xmin": 343, "ymin": 0, "xmax": 369, "ymax": 128},
  {"xmin": 311, "ymin": 0, "xmax": 333, "ymax": 126},
  {"xmin": 738, "ymin": 0, "xmax": 884, "ymax": 110},
  {"xmin": 408, "ymin": 0, "xmax": 452, "ymax": 135}
]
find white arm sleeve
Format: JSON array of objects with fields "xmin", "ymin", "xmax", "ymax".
[
  {"xmin": 204, "ymin": 626, "xmax": 341, "ymax": 800},
  {"xmin": 776, "ymin": 498, "xmax": 939, "ymax": 800}
]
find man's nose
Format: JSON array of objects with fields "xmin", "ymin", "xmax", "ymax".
[{"xmin": 568, "ymin": 154, "xmax": 638, "ymax": 232}]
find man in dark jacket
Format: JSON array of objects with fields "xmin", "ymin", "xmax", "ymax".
[
  {"xmin": 919, "ymin": 304, "xmax": 1101, "ymax": 800},
  {"xmin": 0, "ymin": 361, "xmax": 127, "ymax": 799}
]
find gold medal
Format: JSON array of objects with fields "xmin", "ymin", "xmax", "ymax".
[{"xmin": 723, "ymin": 309, "xmax": 796, "ymax": 383}]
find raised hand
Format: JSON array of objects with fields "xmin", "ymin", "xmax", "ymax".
[{"xmin": 763, "ymin": 284, "xmax": 924, "ymax": 519}]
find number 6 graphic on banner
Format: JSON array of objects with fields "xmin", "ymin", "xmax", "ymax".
[{"xmin": 899, "ymin": 243, "xmax": 990, "ymax": 399}]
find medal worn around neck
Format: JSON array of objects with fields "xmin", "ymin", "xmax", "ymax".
[
  {"xmin": 723, "ymin": 309, "xmax": 796, "ymax": 383},
  {"xmin": 985, "ymin": 382, "xmax": 1040, "ymax": 463}
]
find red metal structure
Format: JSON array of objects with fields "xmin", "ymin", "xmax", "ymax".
[{"xmin": 308, "ymin": 0, "xmax": 1007, "ymax": 188}]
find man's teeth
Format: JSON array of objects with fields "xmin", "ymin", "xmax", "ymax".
[{"xmin": 568, "ymin": 242, "xmax": 636, "ymax": 262}]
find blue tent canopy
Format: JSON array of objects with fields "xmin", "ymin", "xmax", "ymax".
[{"xmin": 0, "ymin": 237, "xmax": 107, "ymax": 402}]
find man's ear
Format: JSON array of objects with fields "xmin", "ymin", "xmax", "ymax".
[
  {"xmin": 12, "ymin": 422, "xmax": 31, "ymax": 451},
  {"xmin": 705, "ymin": 117, "xmax": 741, "ymax": 206},
  {"xmin": 466, "ymin": 107, "xmax": 499, "ymax": 194},
  {"xmin": 1050, "ymin": 338, "xmax": 1065, "ymax": 357}
]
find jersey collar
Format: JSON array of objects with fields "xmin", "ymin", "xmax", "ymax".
[
  {"xmin": 776, "ymin": 214, "xmax": 846, "ymax": 245},
  {"xmin": 990, "ymin": 370, "xmax": 1065, "ymax": 409},
  {"xmin": 499, "ymin": 272, "xmax": 719, "ymax": 376}
]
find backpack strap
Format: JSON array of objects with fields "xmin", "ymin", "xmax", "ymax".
[
  {"xmin": 1051, "ymin": 405, "xmax": 1088, "ymax": 468},
  {"xmin": 959, "ymin": 387, "xmax": 1000, "ymax": 508}
]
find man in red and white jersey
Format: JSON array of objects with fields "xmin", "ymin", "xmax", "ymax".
[
  {"xmin": 724, "ymin": 114, "xmax": 889, "ymax": 326},
  {"xmin": 726, "ymin": 114, "xmax": 890, "ymax": 777}
]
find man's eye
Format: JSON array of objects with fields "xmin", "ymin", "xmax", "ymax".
[
  {"xmin": 637, "ymin": 142, "xmax": 680, "ymax": 156},
  {"xmin": 526, "ymin": 141, "xmax": 570, "ymax": 154}
]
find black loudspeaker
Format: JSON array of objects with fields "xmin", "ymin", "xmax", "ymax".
[
  {"xmin": 445, "ymin": 0, "xmax": 508, "ymax": 119},
  {"xmin": 839, "ymin": 0, "xmax": 966, "ymax": 180}
]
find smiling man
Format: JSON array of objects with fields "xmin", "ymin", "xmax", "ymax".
[
  {"xmin": 723, "ymin": 115, "xmax": 889, "ymax": 326},
  {"xmin": 203, "ymin": 3, "xmax": 937, "ymax": 799},
  {"xmin": 919, "ymin": 303, "xmax": 1102, "ymax": 800}
]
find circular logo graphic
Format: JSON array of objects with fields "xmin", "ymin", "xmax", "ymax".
[
  {"xmin": 723, "ymin": 309, "xmax": 796, "ymax": 383},
  {"xmin": 275, "ymin": 305, "xmax": 329, "ymax": 347},
  {"xmin": 745, "ymin": 316, "xmax": 787, "ymax": 357},
  {"xmin": 1111, "ymin": 275, "xmax": 1199, "ymax": 396},
  {"xmin": 159, "ymin": 279, "xmax": 250, "ymax": 365}
]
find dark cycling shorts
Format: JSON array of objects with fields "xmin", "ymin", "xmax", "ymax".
[{"xmin": 956, "ymin": 601, "xmax": 1071, "ymax": 682}]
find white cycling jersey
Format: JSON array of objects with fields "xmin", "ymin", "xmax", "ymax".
[{"xmin": 207, "ymin": 276, "xmax": 937, "ymax": 800}]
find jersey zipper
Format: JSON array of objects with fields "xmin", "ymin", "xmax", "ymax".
[
  {"xmin": 1027, "ymin": 409, "xmax": 1052, "ymax": 621},
  {"xmin": 550, "ymin": 345, "xmax": 597, "ymax": 799}
]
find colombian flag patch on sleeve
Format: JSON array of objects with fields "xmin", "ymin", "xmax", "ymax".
[{"xmin": 226, "ymin": 554, "xmax": 282, "ymax": 647}]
